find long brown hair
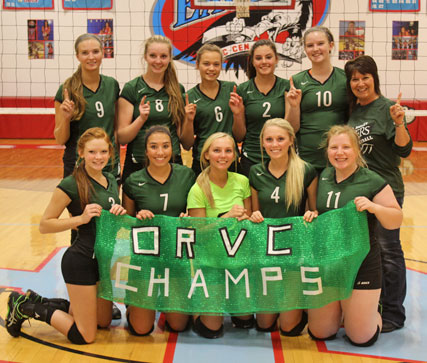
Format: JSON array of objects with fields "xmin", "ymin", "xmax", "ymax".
[
  {"xmin": 73, "ymin": 127, "xmax": 113, "ymax": 209},
  {"xmin": 143, "ymin": 35, "xmax": 185, "ymax": 128},
  {"xmin": 247, "ymin": 39, "xmax": 278, "ymax": 79},
  {"xmin": 63, "ymin": 34, "xmax": 103, "ymax": 121}
]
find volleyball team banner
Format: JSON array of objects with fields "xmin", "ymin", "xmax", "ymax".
[
  {"xmin": 3, "ymin": 0, "xmax": 54, "ymax": 9},
  {"xmin": 62, "ymin": 0, "xmax": 112, "ymax": 10},
  {"xmin": 95, "ymin": 202, "xmax": 369, "ymax": 314}
]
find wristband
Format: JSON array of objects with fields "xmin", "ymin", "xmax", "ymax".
[{"xmin": 394, "ymin": 122, "xmax": 404, "ymax": 128}]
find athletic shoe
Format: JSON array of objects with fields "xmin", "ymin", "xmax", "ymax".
[
  {"xmin": 381, "ymin": 321, "xmax": 403, "ymax": 333},
  {"xmin": 26, "ymin": 289, "xmax": 46, "ymax": 304},
  {"xmin": 5, "ymin": 292, "xmax": 30, "ymax": 337},
  {"xmin": 112, "ymin": 303, "xmax": 121, "ymax": 320}
]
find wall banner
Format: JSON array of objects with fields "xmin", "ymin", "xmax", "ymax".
[
  {"xmin": 95, "ymin": 202, "xmax": 369, "ymax": 314},
  {"xmin": 3, "ymin": 0, "xmax": 54, "ymax": 9},
  {"xmin": 369, "ymin": 0, "xmax": 420, "ymax": 12},
  {"xmin": 62, "ymin": 0, "xmax": 112, "ymax": 10},
  {"xmin": 152, "ymin": 0, "xmax": 330, "ymax": 73}
]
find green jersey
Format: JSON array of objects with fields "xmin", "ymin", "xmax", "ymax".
[
  {"xmin": 237, "ymin": 76, "xmax": 290, "ymax": 163},
  {"xmin": 187, "ymin": 80, "xmax": 236, "ymax": 162},
  {"xmin": 317, "ymin": 167, "xmax": 387, "ymax": 214},
  {"xmin": 187, "ymin": 172, "xmax": 251, "ymax": 218},
  {"xmin": 55, "ymin": 75, "xmax": 121, "ymax": 178},
  {"xmin": 123, "ymin": 164, "xmax": 195, "ymax": 217},
  {"xmin": 348, "ymin": 96, "xmax": 413, "ymax": 198},
  {"xmin": 120, "ymin": 76, "xmax": 184, "ymax": 164},
  {"xmin": 249, "ymin": 162, "xmax": 317, "ymax": 218},
  {"xmin": 293, "ymin": 67, "xmax": 348, "ymax": 170},
  {"xmin": 57, "ymin": 172, "xmax": 120, "ymax": 257}
]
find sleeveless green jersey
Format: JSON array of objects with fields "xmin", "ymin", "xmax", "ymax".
[
  {"xmin": 237, "ymin": 76, "xmax": 290, "ymax": 163},
  {"xmin": 120, "ymin": 76, "xmax": 184, "ymax": 163},
  {"xmin": 55, "ymin": 75, "xmax": 120, "ymax": 178},
  {"xmin": 187, "ymin": 80, "xmax": 235, "ymax": 162},
  {"xmin": 292, "ymin": 67, "xmax": 348, "ymax": 169},
  {"xmin": 57, "ymin": 172, "xmax": 120, "ymax": 256},
  {"xmin": 249, "ymin": 162, "xmax": 316, "ymax": 218},
  {"xmin": 123, "ymin": 164, "xmax": 195, "ymax": 217}
]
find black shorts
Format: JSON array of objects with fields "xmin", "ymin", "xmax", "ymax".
[
  {"xmin": 61, "ymin": 247, "xmax": 99, "ymax": 285},
  {"xmin": 353, "ymin": 241, "xmax": 381, "ymax": 290}
]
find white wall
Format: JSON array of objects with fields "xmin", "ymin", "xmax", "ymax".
[{"xmin": 0, "ymin": 0, "xmax": 425, "ymax": 99}]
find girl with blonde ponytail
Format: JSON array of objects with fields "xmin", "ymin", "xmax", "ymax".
[
  {"xmin": 6, "ymin": 127, "xmax": 126, "ymax": 344},
  {"xmin": 187, "ymin": 132, "xmax": 252, "ymax": 338},
  {"xmin": 249, "ymin": 118, "xmax": 318, "ymax": 335},
  {"xmin": 54, "ymin": 33, "xmax": 121, "ymax": 181},
  {"xmin": 118, "ymin": 35, "xmax": 187, "ymax": 183}
]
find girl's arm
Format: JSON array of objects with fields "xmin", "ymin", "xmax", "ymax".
[
  {"xmin": 54, "ymin": 98, "xmax": 73, "ymax": 145},
  {"xmin": 303, "ymin": 176, "xmax": 318, "ymax": 222},
  {"xmin": 354, "ymin": 185, "xmax": 403, "ymax": 230},
  {"xmin": 122, "ymin": 193, "xmax": 136, "ymax": 217},
  {"xmin": 188, "ymin": 208, "xmax": 206, "ymax": 217},
  {"xmin": 229, "ymin": 86, "xmax": 246, "ymax": 142},
  {"xmin": 249, "ymin": 188, "xmax": 264, "ymax": 223},
  {"xmin": 117, "ymin": 97, "xmax": 149, "ymax": 145},
  {"xmin": 39, "ymin": 188, "xmax": 101, "ymax": 234},
  {"xmin": 180, "ymin": 93, "xmax": 196, "ymax": 150},
  {"xmin": 284, "ymin": 78, "xmax": 302, "ymax": 132}
]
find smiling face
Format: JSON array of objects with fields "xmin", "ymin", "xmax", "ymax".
[
  {"xmin": 79, "ymin": 138, "xmax": 110, "ymax": 173},
  {"xmin": 304, "ymin": 31, "xmax": 333, "ymax": 65},
  {"xmin": 144, "ymin": 42, "xmax": 171, "ymax": 76},
  {"xmin": 262, "ymin": 125, "xmax": 293, "ymax": 161},
  {"xmin": 327, "ymin": 133, "xmax": 358, "ymax": 173},
  {"xmin": 197, "ymin": 50, "xmax": 222, "ymax": 83},
  {"xmin": 252, "ymin": 45, "xmax": 278, "ymax": 77},
  {"xmin": 349, "ymin": 70, "xmax": 378, "ymax": 105},
  {"xmin": 76, "ymin": 39, "xmax": 103, "ymax": 72},
  {"xmin": 205, "ymin": 136, "xmax": 235, "ymax": 171},
  {"xmin": 145, "ymin": 132, "xmax": 172, "ymax": 168}
]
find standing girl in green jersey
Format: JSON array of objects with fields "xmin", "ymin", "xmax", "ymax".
[
  {"xmin": 249, "ymin": 118, "xmax": 318, "ymax": 335},
  {"xmin": 118, "ymin": 35, "xmax": 186, "ymax": 183},
  {"xmin": 187, "ymin": 132, "xmax": 252, "ymax": 338},
  {"xmin": 309, "ymin": 125, "xmax": 402, "ymax": 347},
  {"xmin": 122, "ymin": 125, "xmax": 195, "ymax": 335},
  {"xmin": 6, "ymin": 128, "xmax": 126, "ymax": 344},
  {"xmin": 54, "ymin": 33, "xmax": 121, "ymax": 181},
  {"xmin": 344, "ymin": 55, "xmax": 412, "ymax": 333},
  {"xmin": 229, "ymin": 39, "xmax": 290, "ymax": 176},
  {"xmin": 181, "ymin": 44, "xmax": 236, "ymax": 176},
  {"xmin": 285, "ymin": 26, "xmax": 348, "ymax": 174}
]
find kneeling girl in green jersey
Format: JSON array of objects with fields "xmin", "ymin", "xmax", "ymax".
[
  {"xmin": 122, "ymin": 125, "xmax": 196, "ymax": 335},
  {"xmin": 308, "ymin": 125, "xmax": 402, "ymax": 347},
  {"xmin": 249, "ymin": 118, "xmax": 318, "ymax": 335},
  {"xmin": 6, "ymin": 128, "xmax": 126, "ymax": 344},
  {"xmin": 187, "ymin": 132, "xmax": 252, "ymax": 338}
]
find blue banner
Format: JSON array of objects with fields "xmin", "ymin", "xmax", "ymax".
[
  {"xmin": 3, "ymin": 0, "xmax": 54, "ymax": 9},
  {"xmin": 370, "ymin": 0, "xmax": 419, "ymax": 12},
  {"xmin": 63, "ymin": 0, "xmax": 112, "ymax": 10}
]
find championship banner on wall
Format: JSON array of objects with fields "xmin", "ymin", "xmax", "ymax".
[
  {"xmin": 62, "ymin": 0, "xmax": 112, "ymax": 10},
  {"xmin": 3, "ymin": 0, "xmax": 54, "ymax": 9},
  {"xmin": 152, "ymin": 0, "xmax": 329, "ymax": 73},
  {"xmin": 369, "ymin": 0, "xmax": 420, "ymax": 12},
  {"xmin": 95, "ymin": 202, "xmax": 369, "ymax": 314}
]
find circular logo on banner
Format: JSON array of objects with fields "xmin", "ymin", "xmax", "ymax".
[{"xmin": 152, "ymin": 0, "xmax": 330, "ymax": 74}]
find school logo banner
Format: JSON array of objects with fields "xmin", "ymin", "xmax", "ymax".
[
  {"xmin": 151, "ymin": 0, "xmax": 329, "ymax": 74},
  {"xmin": 95, "ymin": 202, "xmax": 368, "ymax": 314}
]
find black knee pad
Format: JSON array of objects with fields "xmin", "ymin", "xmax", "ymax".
[
  {"xmin": 126, "ymin": 313, "xmax": 154, "ymax": 336},
  {"xmin": 231, "ymin": 315, "xmax": 255, "ymax": 329},
  {"xmin": 165, "ymin": 318, "xmax": 192, "ymax": 333},
  {"xmin": 67, "ymin": 323, "xmax": 88, "ymax": 345},
  {"xmin": 280, "ymin": 311, "xmax": 308, "ymax": 336},
  {"xmin": 307, "ymin": 327, "xmax": 337, "ymax": 341},
  {"xmin": 255, "ymin": 314, "xmax": 279, "ymax": 332},
  {"xmin": 346, "ymin": 326, "xmax": 380, "ymax": 347},
  {"xmin": 193, "ymin": 316, "xmax": 224, "ymax": 339}
]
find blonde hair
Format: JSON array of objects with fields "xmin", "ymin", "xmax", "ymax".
[
  {"xmin": 63, "ymin": 34, "xmax": 103, "ymax": 121},
  {"xmin": 197, "ymin": 132, "xmax": 236, "ymax": 208},
  {"xmin": 73, "ymin": 127, "xmax": 113, "ymax": 209},
  {"xmin": 143, "ymin": 35, "xmax": 185, "ymax": 128},
  {"xmin": 323, "ymin": 125, "xmax": 367, "ymax": 168},
  {"xmin": 260, "ymin": 118, "xmax": 307, "ymax": 211},
  {"xmin": 196, "ymin": 43, "xmax": 223, "ymax": 65}
]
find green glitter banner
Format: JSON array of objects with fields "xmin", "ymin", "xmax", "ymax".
[{"xmin": 95, "ymin": 202, "xmax": 369, "ymax": 314}]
